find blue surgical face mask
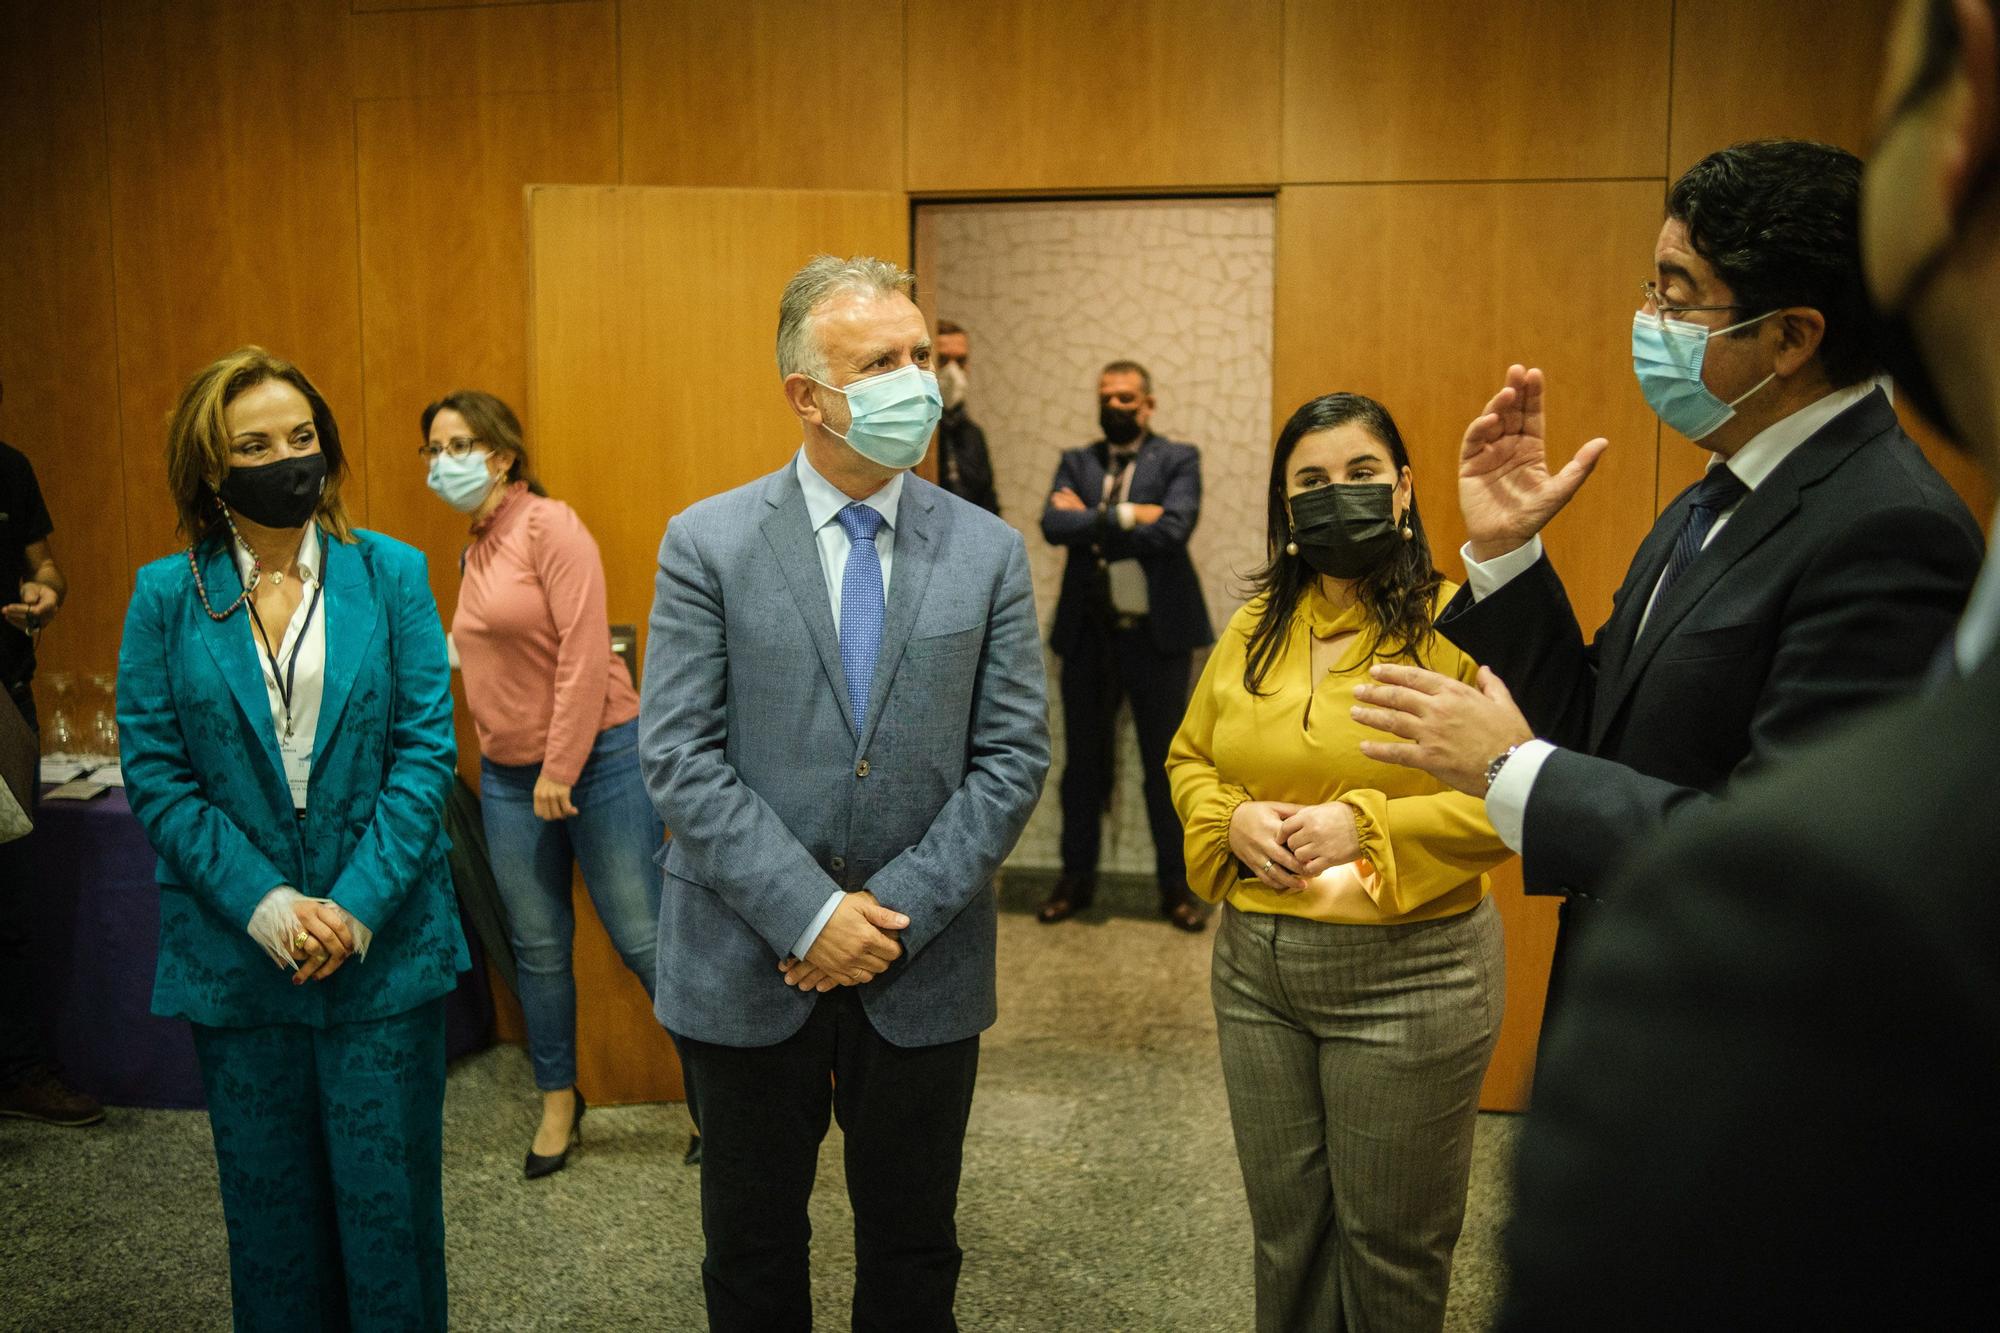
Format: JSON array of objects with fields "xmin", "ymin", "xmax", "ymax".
[
  {"xmin": 427, "ymin": 448, "xmax": 498, "ymax": 513},
  {"xmin": 808, "ymin": 364, "xmax": 943, "ymax": 470},
  {"xmin": 1631, "ymin": 308, "xmax": 1779, "ymax": 441}
]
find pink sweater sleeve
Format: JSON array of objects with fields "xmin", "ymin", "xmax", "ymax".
[{"xmin": 529, "ymin": 502, "xmax": 613, "ymax": 787}]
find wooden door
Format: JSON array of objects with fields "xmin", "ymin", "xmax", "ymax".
[{"xmin": 523, "ymin": 185, "xmax": 908, "ymax": 1103}]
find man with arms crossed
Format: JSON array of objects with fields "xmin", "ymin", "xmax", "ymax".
[
  {"xmin": 641, "ymin": 255, "xmax": 1049, "ymax": 1332},
  {"xmin": 1352, "ymin": 139, "xmax": 1982, "ymax": 1024}
]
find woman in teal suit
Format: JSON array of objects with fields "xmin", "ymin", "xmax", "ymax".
[{"xmin": 117, "ymin": 347, "xmax": 467, "ymax": 1332}]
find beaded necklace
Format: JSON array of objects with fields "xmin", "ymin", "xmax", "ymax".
[{"xmin": 187, "ymin": 504, "xmax": 304, "ymax": 622}]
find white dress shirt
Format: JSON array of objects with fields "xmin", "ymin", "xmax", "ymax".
[
  {"xmin": 790, "ymin": 449, "xmax": 903, "ymax": 962},
  {"xmin": 232, "ymin": 528, "xmax": 372, "ymax": 966},
  {"xmin": 1468, "ymin": 379, "xmax": 1888, "ymax": 855},
  {"xmin": 1955, "ymin": 500, "xmax": 2000, "ymax": 675}
]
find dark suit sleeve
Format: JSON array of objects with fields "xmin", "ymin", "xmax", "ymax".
[
  {"xmin": 957, "ymin": 419, "xmax": 1001, "ymax": 515},
  {"xmin": 1522, "ymin": 502, "xmax": 1979, "ymax": 897},
  {"xmin": 1040, "ymin": 452, "xmax": 1099, "ymax": 547},
  {"xmin": 1094, "ymin": 445, "xmax": 1200, "ymax": 559},
  {"xmin": 1500, "ymin": 787, "xmax": 1988, "ymax": 1329},
  {"xmin": 1434, "ymin": 552, "xmax": 1601, "ymax": 749},
  {"xmin": 866, "ymin": 533, "xmax": 1051, "ymax": 958}
]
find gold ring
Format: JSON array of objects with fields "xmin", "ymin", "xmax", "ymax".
[{"xmin": 292, "ymin": 931, "xmax": 312, "ymax": 952}]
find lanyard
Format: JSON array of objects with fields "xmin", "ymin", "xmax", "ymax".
[{"xmin": 248, "ymin": 580, "xmax": 323, "ymax": 741}]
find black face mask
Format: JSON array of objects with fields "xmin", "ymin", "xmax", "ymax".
[
  {"xmin": 1289, "ymin": 483, "xmax": 1402, "ymax": 579},
  {"xmin": 217, "ymin": 453, "xmax": 327, "ymax": 529},
  {"xmin": 1099, "ymin": 404, "xmax": 1143, "ymax": 445}
]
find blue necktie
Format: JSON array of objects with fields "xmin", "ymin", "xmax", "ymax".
[
  {"xmin": 1652, "ymin": 464, "xmax": 1748, "ymax": 610},
  {"xmin": 837, "ymin": 503, "xmax": 887, "ymax": 729}
]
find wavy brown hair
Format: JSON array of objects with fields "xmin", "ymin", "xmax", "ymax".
[
  {"xmin": 1242, "ymin": 393, "xmax": 1441, "ymax": 695},
  {"xmin": 166, "ymin": 347, "xmax": 355, "ymax": 550}
]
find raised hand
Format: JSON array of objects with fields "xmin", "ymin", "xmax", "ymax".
[{"xmin": 1459, "ymin": 365, "xmax": 1610, "ymax": 561}]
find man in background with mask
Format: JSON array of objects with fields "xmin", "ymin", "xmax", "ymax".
[
  {"xmin": 1039, "ymin": 360, "xmax": 1213, "ymax": 931},
  {"xmin": 1498, "ymin": 3, "xmax": 2000, "ymax": 1322},
  {"xmin": 1350, "ymin": 138, "xmax": 1983, "ymax": 1026},
  {"xmin": 640, "ymin": 255, "xmax": 1049, "ymax": 1331},
  {"xmin": 933, "ymin": 319, "xmax": 1000, "ymax": 514}
]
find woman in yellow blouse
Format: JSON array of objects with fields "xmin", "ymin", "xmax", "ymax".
[{"xmin": 1167, "ymin": 392, "xmax": 1513, "ymax": 1333}]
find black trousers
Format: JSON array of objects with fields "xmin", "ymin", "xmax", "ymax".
[
  {"xmin": 673, "ymin": 989, "xmax": 980, "ymax": 1333},
  {"xmin": 1057, "ymin": 621, "xmax": 1191, "ymax": 905},
  {"xmin": 0, "ymin": 686, "xmax": 40, "ymax": 1088}
]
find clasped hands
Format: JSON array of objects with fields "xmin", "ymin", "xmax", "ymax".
[
  {"xmin": 1228, "ymin": 799, "xmax": 1363, "ymax": 893},
  {"xmin": 287, "ymin": 899, "xmax": 356, "ymax": 985},
  {"xmin": 779, "ymin": 890, "xmax": 910, "ymax": 993}
]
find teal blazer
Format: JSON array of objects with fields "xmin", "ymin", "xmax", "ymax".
[{"xmin": 117, "ymin": 529, "xmax": 469, "ymax": 1028}]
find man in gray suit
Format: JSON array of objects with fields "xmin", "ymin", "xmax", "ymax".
[{"xmin": 640, "ymin": 254, "xmax": 1050, "ymax": 1332}]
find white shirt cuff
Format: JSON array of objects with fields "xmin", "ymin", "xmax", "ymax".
[
  {"xmin": 1115, "ymin": 502, "xmax": 1137, "ymax": 530},
  {"xmin": 1461, "ymin": 535, "xmax": 1545, "ymax": 602},
  {"xmin": 790, "ymin": 890, "xmax": 845, "ymax": 962},
  {"xmin": 1483, "ymin": 738, "xmax": 1557, "ymax": 855}
]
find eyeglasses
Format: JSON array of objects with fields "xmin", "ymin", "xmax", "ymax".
[
  {"xmin": 1640, "ymin": 280, "xmax": 1747, "ymax": 323},
  {"xmin": 417, "ymin": 436, "xmax": 482, "ymax": 461}
]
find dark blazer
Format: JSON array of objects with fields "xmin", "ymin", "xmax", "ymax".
[
  {"xmin": 1040, "ymin": 433, "xmax": 1214, "ymax": 656},
  {"xmin": 1437, "ymin": 389, "xmax": 1981, "ymax": 898},
  {"xmin": 1499, "ymin": 640, "xmax": 2000, "ymax": 1330},
  {"xmin": 937, "ymin": 407, "xmax": 1000, "ymax": 515},
  {"xmin": 117, "ymin": 531, "xmax": 469, "ymax": 1028}
]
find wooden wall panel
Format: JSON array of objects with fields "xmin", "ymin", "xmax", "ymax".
[
  {"xmin": 1284, "ymin": 0, "xmax": 1672, "ymax": 183},
  {"xmin": 619, "ymin": 0, "xmax": 902, "ymax": 190},
  {"xmin": 0, "ymin": 6, "xmax": 127, "ymax": 684},
  {"xmin": 1275, "ymin": 181, "xmax": 1667, "ymax": 1108},
  {"xmin": 1669, "ymin": 0, "xmax": 1899, "ymax": 173},
  {"xmin": 353, "ymin": 0, "xmax": 565, "ymax": 11},
  {"xmin": 101, "ymin": 0, "xmax": 366, "ymax": 566},
  {"xmin": 355, "ymin": 93, "xmax": 618, "ymax": 642},
  {"xmin": 526, "ymin": 185, "xmax": 909, "ymax": 632},
  {"xmin": 906, "ymin": 0, "xmax": 1282, "ymax": 192},
  {"xmin": 351, "ymin": 0, "xmax": 615, "ymax": 100}
]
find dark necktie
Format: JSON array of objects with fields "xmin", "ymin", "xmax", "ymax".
[
  {"xmin": 1652, "ymin": 464, "xmax": 1749, "ymax": 609},
  {"xmin": 1102, "ymin": 449, "xmax": 1137, "ymax": 509},
  {"xmin": 837, "ymin": 503, "xmax": 886, "ymax": 730}
]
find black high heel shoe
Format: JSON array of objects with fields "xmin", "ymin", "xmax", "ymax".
[{"xmin": 524, "ymin": 1087, "xmax": 585, "ymax": 1180}]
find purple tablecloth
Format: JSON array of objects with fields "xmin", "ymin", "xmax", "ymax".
[{"xmin": 26, "ymin": 785, "xmax": 492, "ymax": 1110}]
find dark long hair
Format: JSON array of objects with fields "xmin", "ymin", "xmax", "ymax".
[{"xmin": 1241, "ymin": 393, "xmax": 1441, "ymax": 695}]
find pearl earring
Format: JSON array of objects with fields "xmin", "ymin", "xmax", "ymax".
[{"xmin": 1285, "ymin": 539, "xmax": 1298, "ymax": 556}]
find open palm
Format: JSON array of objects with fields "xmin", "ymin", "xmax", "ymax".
[{"xmin": 1459, "ymin": 365, "xmax": 1609, "ymax": 560}]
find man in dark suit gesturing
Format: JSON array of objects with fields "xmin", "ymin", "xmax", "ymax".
[
  {"xmin": 1499, "ymin": 2, "xmax": 2000, "ymax": 1323},
  {"xmin": 1352, "ymin": 138, "xmax": 1982, "ymax": 1021},
  {"xmin": 1038, "ymin": 361, "xmax": 1213, "ymax": 931}
]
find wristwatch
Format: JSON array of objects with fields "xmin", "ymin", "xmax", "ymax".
[{"xmin": 1483, "ymin": 742, "xmax": 1525, "ymax": 794}]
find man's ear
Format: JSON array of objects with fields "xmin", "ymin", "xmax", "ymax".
[
  {"xmin": 783, "ymin": 374, "xmax": 820, "ymax": 424},
  {"xmin": 1771, "ymin": 308, "xmax": 1828, "ymax": 378}
]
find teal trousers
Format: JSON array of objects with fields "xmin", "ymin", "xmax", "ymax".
[{"xmin": 191, "ymin": 999, "xmax": 448, "ymax": 1332}]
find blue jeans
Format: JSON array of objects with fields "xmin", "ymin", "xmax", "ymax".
[{"xmin": 480, "ymin": 719, "xmax": 663, "ymax": 1091}]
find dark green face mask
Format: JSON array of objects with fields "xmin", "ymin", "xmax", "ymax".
[{"xmin": 1289, "ymin": 482, "xmax": 1399, "ymax": 579}]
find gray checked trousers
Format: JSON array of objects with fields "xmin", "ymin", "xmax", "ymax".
[{"xmin": 1212, "ymin": 897, "xmax": 1505, "ymax": 1333}]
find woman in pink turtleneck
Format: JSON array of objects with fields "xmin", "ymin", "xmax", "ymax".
[{"xmin": 421, "ymin": 390, "xmax": 677, "ymax": 1177}]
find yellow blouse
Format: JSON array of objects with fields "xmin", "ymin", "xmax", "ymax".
[{"xmin": 1166, "ymin": 582, "xmax": 1513, "ymax": 925}]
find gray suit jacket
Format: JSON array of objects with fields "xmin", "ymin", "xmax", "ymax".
[{"xmin": 639, "ymin": 459, "xmax": 1050, "ymax": 1049}]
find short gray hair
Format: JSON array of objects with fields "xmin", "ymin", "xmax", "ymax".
[{"xmin": 776, "ymin": 255, "xmax": 917, "ymax": 381}]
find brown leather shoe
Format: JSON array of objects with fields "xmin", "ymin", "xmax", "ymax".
[
  {"xmin": 0, "ymin": 1069, "xmax": 106, "ymax": 1126},
  {"xmin": 1036, "ymin": 875, "xmax": 1095, "ymax": 923},
  {"xmin": 1164, "ymin": 901, "xmax": 1209, "ymax": 933}
]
